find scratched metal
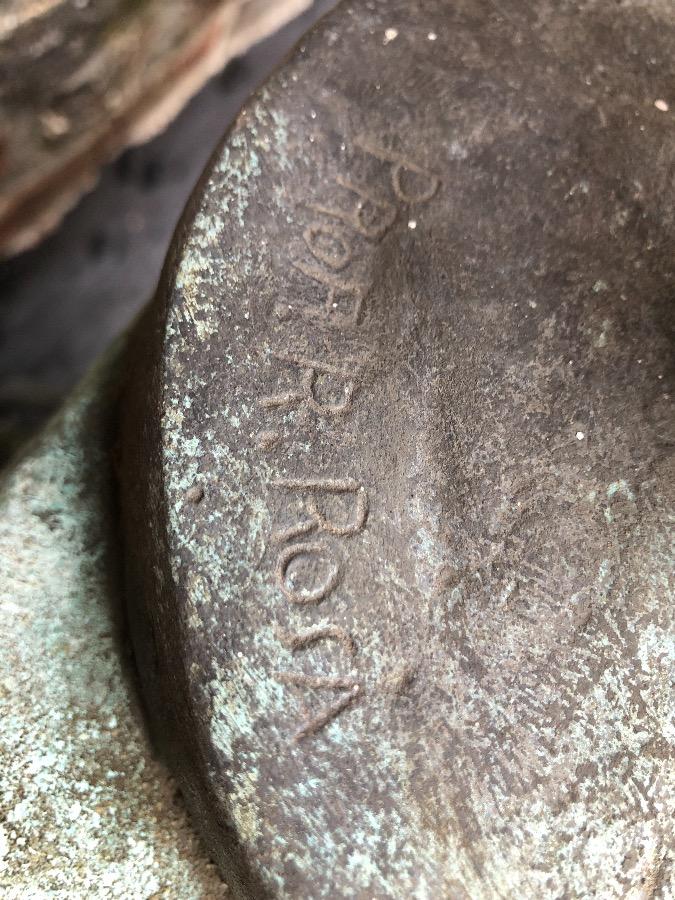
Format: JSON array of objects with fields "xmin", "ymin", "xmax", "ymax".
[{"xmin": 119, "ymin": 1, "xmax": 675, "ymax": 896}]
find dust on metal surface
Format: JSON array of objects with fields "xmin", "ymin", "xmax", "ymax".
[{"xmin": 120, "ymin": 0, "xmax": 675, "ymax": 896}]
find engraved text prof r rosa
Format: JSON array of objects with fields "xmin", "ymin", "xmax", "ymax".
[{"xmin": 253, "ymin": 135, "xmax": 439, "ymax": 741}]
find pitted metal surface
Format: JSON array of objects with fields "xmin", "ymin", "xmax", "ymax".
[{"xmin": 120, "ymin": 1, "xmax": 675, "ymax": 896}]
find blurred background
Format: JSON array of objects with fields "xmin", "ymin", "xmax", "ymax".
[{"xmin": 0, "ymin": 0, "xmax": 336, "ymax": 466}]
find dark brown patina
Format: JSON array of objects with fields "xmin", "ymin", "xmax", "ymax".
[{"xmin": 120, "ymin": 1, "xmax": 674, "ymax": 896}]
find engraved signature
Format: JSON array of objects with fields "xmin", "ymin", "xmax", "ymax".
[{"xmin": 251, "ymin": 132, "xmax": 439, "ymax": 740}]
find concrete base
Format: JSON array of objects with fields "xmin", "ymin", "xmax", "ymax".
[{"xmin": 0, "ymin": 341, "xmax": 227, "ymax": 898}]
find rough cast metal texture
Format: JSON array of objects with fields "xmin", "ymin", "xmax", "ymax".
[
  {"xmin": 0, "ymin": 343, "xmax": 228, "ymax": 898},
  {"xmin": 120, "ymin": 0, "xmax": 675, "ymax": 896},
  {"xmin": 0, "ymin": 0, "xmax": 310, "ymax": 257}
]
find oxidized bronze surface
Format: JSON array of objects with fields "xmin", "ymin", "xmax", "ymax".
[{"xmin": 120, "ymin": 1, "xmax": 674, "ymax": 896}]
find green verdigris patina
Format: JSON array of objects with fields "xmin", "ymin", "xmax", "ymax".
[{"xmin": 119, "ymin": 0, "xmax": 674, "ymax": 897}]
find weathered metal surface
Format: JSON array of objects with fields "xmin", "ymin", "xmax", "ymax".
[
  {"xmin": 0, "ymin": 0, "xmax": 310, "ymax": 257},
  {"xmin": 120, "ymin": 0, "xmax": 674, "ymax": 896},
  {"xmin": 0, "ymin": 341, "xmax": 229, "ymax": 897}
]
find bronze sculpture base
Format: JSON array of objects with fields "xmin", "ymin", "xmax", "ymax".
[{"xmin": 120, "ymin": 1, "xmax": 675, "ymax": 895}]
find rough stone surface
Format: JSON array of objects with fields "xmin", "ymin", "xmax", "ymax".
[
  {"xmin": 0, "ymin": 0, "xmax": 310, "ymax": 256},
  {"xmin": 120, "ymin": 0, "xmax": 674, "ymax": 897},
  {"xmin": 0, "ymin": 0, "xmax": 336, "ymax": 468},
  {"xmin": 0, "ymin": 342, "xmax": 229, "ymax": 898}
]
